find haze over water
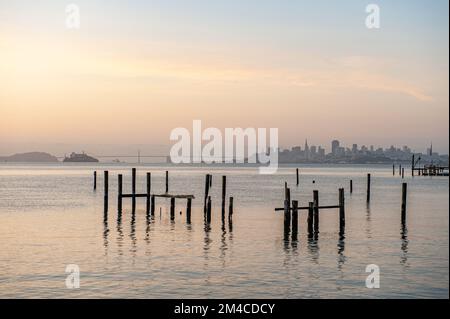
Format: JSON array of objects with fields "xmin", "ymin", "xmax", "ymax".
[{"xmin": 0, "ymin": 163, "xmax": 447, "ymax": 298}]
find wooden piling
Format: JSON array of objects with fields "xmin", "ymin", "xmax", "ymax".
[
  {"xmin": 118, "ymin": 174, "xmax": 122, "ymax": 212},
  {"xmin": 186, "ymin": 198, "xmax": 192, "ymax": 223},
  {"xmin": 307, "ymin": 202, "xmax": 314, "ymax": 235},
  {"xmin": 204, "ymin": 174, "xmax": 210, "ymax": 212},
  {"xmin": 393, "ymin": 164, "xmax": 395, "ymax": 176},
  {"xmin": 104, "ymin": 171, "xmax": 109, "ymax": 211},
  {"xmin": 296, "ymin": 168, "xmax": 299, "ymax": 186},
  {"xmin": 284, "ymin": 199, "xmax": 290, "ymax": 231},
  {"xmin": 146, "ymin": 173, "xmax": 151, "ymax": 214},
  {"xmin": 292, "ymin": 200, "xmax": 298, "ymax": 234},
  {"xmin": 170, "ymin": 197, "xmax": 175, "ymax": 221},
  {"xmin": 402, "ymin": 168, "xmax": 405, "ymax": 179},
  {"xmin": 399, "ymin": 165, "xmax": 402, "ymax": 176},
  {"xmin": 285, "ymin": 187, "xmax": 291, "ymax": 205},
  {"xmin": 94, "ymin": 171, "xmax": 97, "ymax": 191},
  {"xmin": 350, "ymin": 180, "xmax": 353, "ymax": 194},
  {"xmin": 222, "ymin": 176, "xmax": 226, "ymax": 218},
  {"xmin": 313, "ymin": 190, "xmax": 319, "ymax": 232},
  {"xmin": 151, "ymin": 195, "xmax": 155, "ymax": 215},
  {"xmin": 401, "ymin": 183, "xmax": 407, "ymax": 223},
  {"xmin": 132, "ymin": 168, "xmax": 136, "ymax": 211},
  {"xmin": 165, "ymin": 170, "xmax": 169, "ymax": 193},
  {"xmin": 366, "ymin": 174, "xmax": 371, "ymax": 203},
  {"xmin": 207, "ymin": 196, "xmax": 212, "ymax": 223},
  {"xmin": 229, "ymin": 196, "xmax": 234, "ymax": 218},
  {"xmin": 339, "ymin": 188, "xmax": 345, "ymax": 229}
]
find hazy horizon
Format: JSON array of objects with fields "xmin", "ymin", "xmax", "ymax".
[
  {"xmin": 1, "ymin": 0, "xmax": 449, "ymax": 153},
  {"xmin": 0, "ymin": 140, "xmax": 446, "ymax": 158}
]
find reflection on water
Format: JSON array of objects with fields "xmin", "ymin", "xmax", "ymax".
[
  {"xmin": 103, "ymin": 215, "xmax": 109, "ymax": 253},
  {"xmin": 116, "ymin": 212, "xmax": 124, "ymax": 257},
  {"xmin": 365, "ymin": 203, "xmax": 372, "ymax": 239},
  {"xmin": 401, "ymin": 223, "xmax": 409, "ymax": 267},
  {"xmin": 0, "ymin": 164, "xmax": 448, "ymax": 298},
  {"xmin": 337, "ymin": 230, "xmax": 346, "ymax": 270},
  {"xmin": 130, "ymin": 211, "xmax": 137, "ymax": 258}
]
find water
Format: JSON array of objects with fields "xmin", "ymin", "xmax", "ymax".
[{"xmin": 0, "ymin": 164, "xmax": 448, "ymax": 298}]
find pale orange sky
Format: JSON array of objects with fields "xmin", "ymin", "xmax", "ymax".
[{"xmin": 0, "ymin": 0, "xmax": 448, "ymax": 154}]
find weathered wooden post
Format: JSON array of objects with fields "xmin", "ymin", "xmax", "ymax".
[
  {"xmin": 221, "ymin": 176, "xmax": 226, "ymax": 219},
  {"xmin": 165, "ymin": 170, "xmax": 169, "ymax": 193},
  {"xmin": 292, "ymin": 200, "xmax": 299, "ymax": 236},
  {"xmin": 94, "ymin": 171, "xmax": 97, "ymax": 191},
  {"xmin": 296, "ymin": 168, "xmax": 299, "ymax": 186},
  {"xmin": 284, "ymin": 198, "xmax": 290, "ymax": 234},
  {"xmin": 339, "ymin": 188, "xmax": 345, "ymax": 230},
  {"xmin": 146, "ymin": 173, "xmax": 151, "ymax": 214},
  {"xmin": 393, "ymin": 164, "xmax": 395, "ymax": 176},
  {"xmin": 204, "ymin": 174, "xmax": 210, "ymax": 213},
  {"xmin": 132, "ymin": 168, "xmax": 136, "ymax": 211},
  {"xmin": 350, "ymin": 180, "xmax": 353, "ymax": 194},
  {"xmin": 151, "ymin": 195, "xmax": 155, "ymax": 215},
  {"xmin": 186, "ymin": 198, "xmax": 192, "ymax": 223},
  {"xmin": 307, "ymin": 202, "xmax": 314, "ymax": 236},
  {"xmin": 118, "ymin": 174, "xmax": 123, "ymax": 213},
  {"xmin": 399, "ymin": 164, "xmax": 402, "ymax": 176},
  {"xmin": 401, "ymin": 183, "xmax": 407, "ymax": 223},
  {"xmin": 411, "ymin": 155, "xmax": 415, "ymax": 177},
  {"xmin": 206, "ymin": 196, "xmax": 212, "ymax": 223},
  {"xmin": 313, "ymin": 190, "xmax": 319, "ymax": 232},
  {"xmin": 285, "ymin": 187, "xmax": 291, "ymax": 205},
  {"xmin": 104, "ymin": 171, "xmax": 109, "ymax": 212},
  {"xmin": 366, "ymin": 174, "xmax": 371, "ymax": 203},
  {"xmin": 402, "ymin": 168, "xmax": 405, "ymax": 179},
  {"xmin": 229, "ymin": 196, "xmax": 234, "ymax": 219},
  {"xmin": 170, "ymin": 197, "xmax": 175, "ymax": 221}
]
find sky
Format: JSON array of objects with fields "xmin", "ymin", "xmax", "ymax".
[{"xmin": 0, "ymin": 0, "xmax": 448, "ymax": 155}]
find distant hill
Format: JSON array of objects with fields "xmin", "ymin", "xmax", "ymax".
[{"xmin": 0, "ymin": 152, "xmax": 59, "ymax": 163}]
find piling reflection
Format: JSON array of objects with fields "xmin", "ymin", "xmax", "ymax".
[
  {"xmin": 103, "ymin": 213, "xmax": 109, "ymax": 252},
  {"xmin": 203, "ymin": 221, "xmax": 212, "ymax": 265},
  {"xmin": 400, "ymin": 223, "xmax": 409, "ymax": 267},
  {"xmin": 307, "ymin": 235, "xmax": 319, "ymax": 264},
  {"xmin": 365, "ymin": 202, "xmax": 372, "ymax": 239},
  {"xmin": 220, "ymin": 223, "xmax": 228, "ymax": 268},
  {"xmin": 116, "ymin": 210, "xmax": 124, "ymax": 256},
  {"xmin": 337, "ymin": 229, "xmax": 346, "ymax": 270},
  {"xmin": 130, "ymin": 210, "xmax": 137, "ymax": 257}
]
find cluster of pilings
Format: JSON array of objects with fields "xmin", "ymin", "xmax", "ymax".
[
  {"xmin": 276, "ymin": 169, "xmax": 409, "ymax": 239},
  {"xmin": 393, "ymin": 164, "xmax": 406, "ymax": 179},
  {"xmin": 203, "ymin": 173, "xmax": 233, "ymax": 225},
  {"xmin": 96, "ymin": 169, "xmax": 234, "ymax": 226},
  {"xmin": 277, "ymin": 185, "xmax": 345, "ymax": 241}
]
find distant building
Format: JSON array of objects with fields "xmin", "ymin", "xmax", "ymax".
[
  {"xmin": 331, "ymin": 140, "xmax": 340, "ymax": 156},
  {"xmin": 318, "ymin": 147, "xmax": 325, "ymax": 157}
]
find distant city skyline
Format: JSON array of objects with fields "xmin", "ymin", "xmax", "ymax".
[
  {"xmin": 0, "ymin": 139, "xmax": 447, "ymax": 158},
  {"xmin": 278, "ymin": 138, "xmax": 447, "ymax": 164}
]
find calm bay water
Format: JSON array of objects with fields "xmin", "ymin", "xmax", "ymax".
[{"xmin": 0, "ymin": 164, "xmax": 448, "ymax": 298}]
